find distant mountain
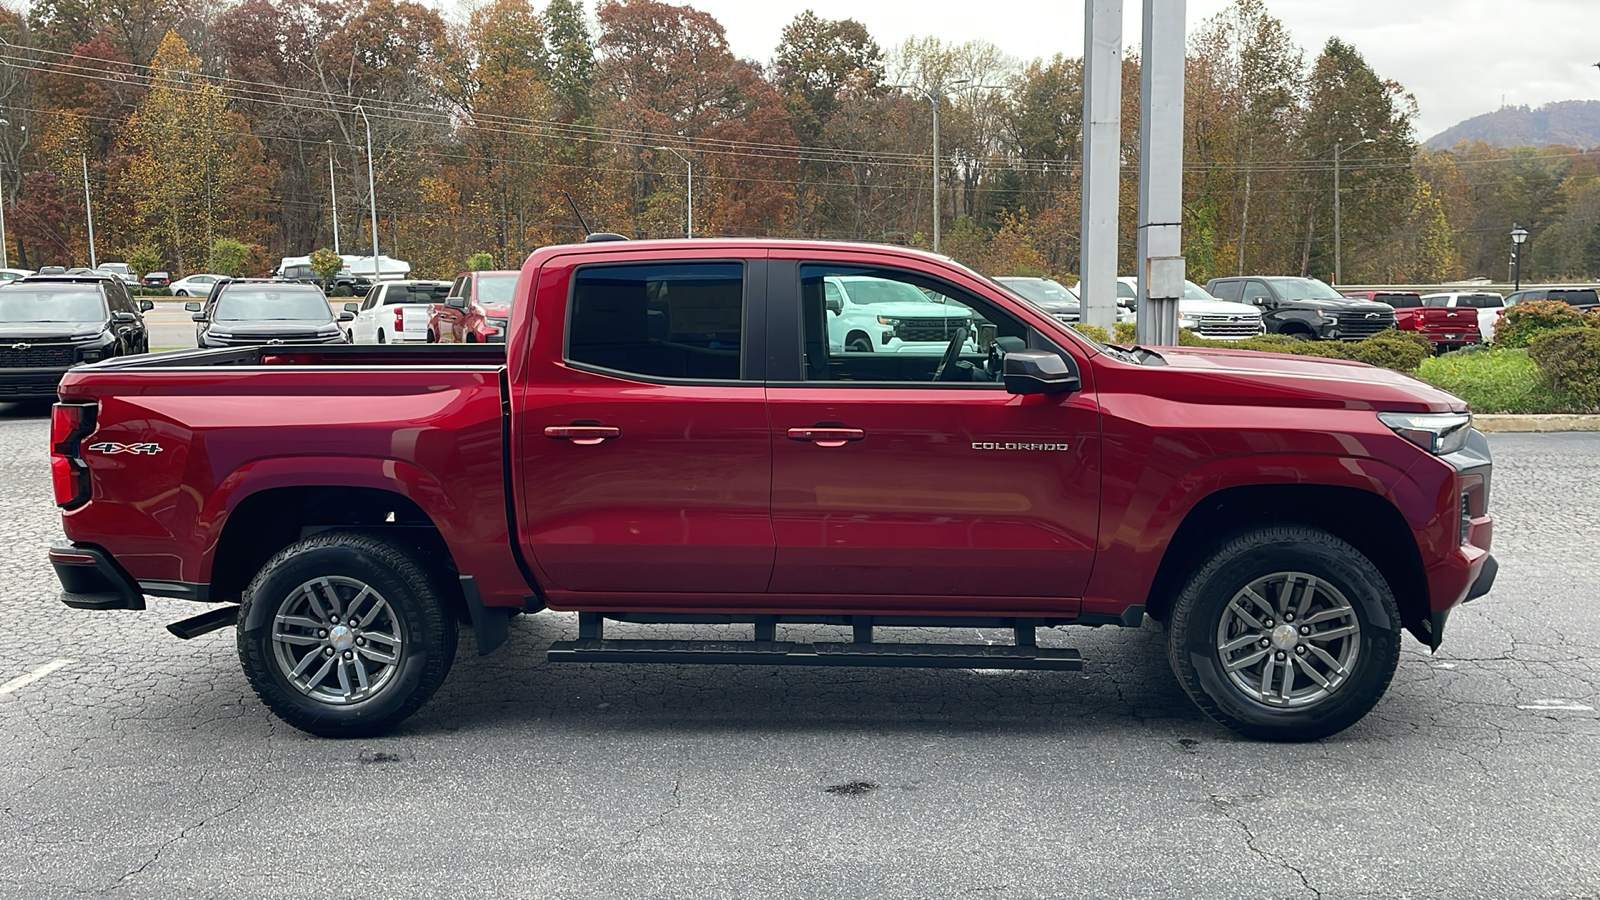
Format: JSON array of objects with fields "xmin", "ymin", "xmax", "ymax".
[{"xmin": 1426, "ymin": 100, "xmax": 1600, "ymax": 150}]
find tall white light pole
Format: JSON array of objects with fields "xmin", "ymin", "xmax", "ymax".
[
  {"xmin": 890, "ymin": 80, "xmax": 973, "ymax": 254},
  {"xmin": 1080, "ymin": 0, "xmax": 1123, "ymax": 331},
  {"xmin": 81, "ymin": 151, "xmax": 97, "ymax": 268},
  {"xmin": 1134, "ymin": 0, "xmax": 1187, "ymax": 347},
  {"xmin": 353, "ymin": 106, "xmax": 380, "ymax": 282},
  {"xmin": 1333, "ymin": 138, "xmax": 1375, "ymax": 285},
  {"xmin": 326, "ymin": 139, "xmax": 341, "ymax": 255},
  {"xmin": 0, "ymin": 119, "xmax": 10, "ymax": 269},
  {"xmin": 654, "ymin": 145, "xmax": 693, "ymax": 237}
]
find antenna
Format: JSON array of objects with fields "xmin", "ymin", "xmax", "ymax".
[{"xmin": 564, "ymin": 192, "xmax": 591, "ymax": 236}]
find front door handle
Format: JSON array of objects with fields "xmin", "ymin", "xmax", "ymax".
[
  {"xmin": 545, "ymin": 425, "xmax": 621, "ymax": 445},
  {"xmin": 787, "ymin": 427, "xmax": 865, "ymax": 448}
]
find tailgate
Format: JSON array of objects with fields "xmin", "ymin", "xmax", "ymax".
[
  {"xmin": 1419, "ymin": 307, "xmax": 1479, "ymax": 337},
  {"xmin": 400, "ymin": 305, "xmax": 431, "ymax": 336}
]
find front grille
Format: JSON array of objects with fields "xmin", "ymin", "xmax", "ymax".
[
  {"xmin": 1191, "ymin": 314, "xmax": 1262, "ymax": 338},
  {"xmin": 0, "ymin": 374, "xmax": 64, "ymax": 396},
  {"xmin": 217, "ymin": 334, "xmax": 334, "ymax": 346},
  {"xmin": 0, "ymin": 343, "xmax": 77, "ymax": 368},
  {"xmin": 894, "ymin": 317, "xmax": 971, "ymax": 342},
  {"xmin": 1338, "ymin": 313, "xmax": 1396, "ymax": 340}
]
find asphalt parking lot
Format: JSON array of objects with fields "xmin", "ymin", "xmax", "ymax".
[{"xmin": 1, "ymin": 405, "xmax": 1596, "ymax": 899}]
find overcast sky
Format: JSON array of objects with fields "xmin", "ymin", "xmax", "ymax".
[{"xmin": 684, "ymin": 0, "xmax": 1600, "ymax": 140}]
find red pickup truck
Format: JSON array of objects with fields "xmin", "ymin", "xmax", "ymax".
[
  {"xmin": 47, "ymin": 238, "xmax": 1496, "ymax": 742},
  {"xmin": 1343, "ymin": 290, "xmax": 1480, "ymax": 351}
]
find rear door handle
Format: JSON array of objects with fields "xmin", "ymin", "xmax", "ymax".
[
  {"xmin": 787, "ymin": 427, "xmax": 865, "ymax": 448},
  {"xmin": 545, "ymin": 425, "xmax": 621, "ymax": 445}
]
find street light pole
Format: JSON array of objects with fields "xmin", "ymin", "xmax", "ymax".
[
  {"xmin": 890, "ymin": 80, "xmax": 982, "ymax": 254},
  {"xmin": 654, "ymin": 145, "xmax": 692, "ymax": 237},
  {"xmin": 327, "ymin": 139, "xmax": 340, "ymax": 256},
  {"xmin": 0, "ymin": 119, "xmax": 9, "ymax": 269},
  {"xmin": 353, "ymin": 106, "xmax": 380, "ymax": 283},
  {"xmin": 1511, "ymin": 224, "xmax": 1529, "ymax": 291},
  {"xmin": 81, "ymin": 151, "xmax": 97, "ymax": 269},
  {"xmin": 1333, "ymin": 138, "xmax": 1374, "ymax": 285}
]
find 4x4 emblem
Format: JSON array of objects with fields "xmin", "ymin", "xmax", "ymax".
[{"xmin": 88, "ymin": 442, "xmax": 163, "ymax": 456}]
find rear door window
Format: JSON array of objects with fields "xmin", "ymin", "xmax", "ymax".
[
  {"xmin": 566, "ymin": 262, "xmax": 745, "ymax": 382},
  {"xmin": 1209, "ymin": 281, "xmax": 1244, "ymax": 302},
  {"xmin": 1376, "ymin": 293, "xmax": 1421, "ymax": 308}
]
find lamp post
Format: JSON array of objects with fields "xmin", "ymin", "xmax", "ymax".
[
  {"xmin": 654, "ymin": 145, "xmax": 692, "ymax": 237},
  {"xmin": 1511, "ymin": 224, "xmax": 1529, "ymax": 291},
  {"xmin": 891, "ymin": 80, "xmax": 962, "ymax": 253},
  {"xmin": 353, "ymin": 106, "xmax": 380, "ymax": 283},
  {"xmin": 0, "ymin": 118, "xmax": 9, "ymax": 269},
  {"xmin": 1333, "ymin": 137, "xmax": 1375, "ymax": 285},
  {"xmin": 326, "ymin": 139, "xmax": 340, "ymax": 255},
  {"xmin": 81, "ymin": 151, "xmax": 97, "ymax": 269}
]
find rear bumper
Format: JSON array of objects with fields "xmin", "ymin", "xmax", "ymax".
[{"xmin": 49, "ymin": 541, "xmax": 145, "ymax": 610}]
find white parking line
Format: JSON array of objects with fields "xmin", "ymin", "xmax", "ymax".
[
  {"xmin": 1516, "ymin": 699, "xmax": 1594, "ymax": 712},
  {"xmin": 0, "ymin": 659, "xmax": 74, "ymax": 696}
]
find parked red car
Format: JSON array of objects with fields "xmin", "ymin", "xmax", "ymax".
[
  {"xmin": 428, "ymin": 270, "xmax": 517, "ymax": 343},
  {"xmin": 1343, "ymin": 290, "xmax": 1479, "ymax": 351},
  {"xmin": 48, "ymin": 238, "xmax": 1496, "ymax": 742}
]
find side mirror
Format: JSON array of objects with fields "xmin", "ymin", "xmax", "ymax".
[
  {"xmin": 191, "ymin": 312, "xmax": 207, "ymax": 322},
  {"xmin": 112, "ymin": 310, "xmax": 136, "ymax": 323},
  {"xmin": 445, "ymin": 295, "xmax": 467, "ymax": 310},
  {"xmin": 825, "ymin": 296, "xmax": 843, "ymax": 315},
  {"xmin": 139, "ymin": 299, "xmax": 154, "ymax": 312},
  {"xmin": 184, "ymin": 301, "xmax": 201, "ymax": 312},
  {"xmin": 1003, "ymin": 350, "xmax": 1081, "ymax": 396},
  {"xmin": 338, "ymin": 311, "xmax": 355, "ymax": 322},
  {"xmin": 343, "ymin": 302, "xmax": 360, "ymax": 313}
]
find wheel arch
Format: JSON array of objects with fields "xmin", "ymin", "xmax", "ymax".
[{"xmin": 1144, "ymin": 483, "xmax": 1430, "ymax": 645}]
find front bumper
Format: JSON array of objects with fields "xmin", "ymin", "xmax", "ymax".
[{"xmin": 0, "ymin": 366, "xmax": 72, "ymax": 401}]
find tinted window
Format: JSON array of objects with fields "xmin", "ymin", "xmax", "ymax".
[
  {"xmin": 476, "ymin": 274, "xmax": 518, "ymax": 305},
  {"xmin": 1470, "ymin": 294, "xmax": 1503, "ymax": 308},
  {"xmin": 1267, "ymin": 277, "xmax": 1343, "ymax": 300},
  {"xmin": 1422, "ymin": 295, "xmax": 1451, "ymax": 307},
  {"xmin": 1115, "ymin": 281, "xmax": 1137, "ymax": 299},
  {"xmin": 1376, "ymin": 293, "xmax": 1422, "ymax": 308},
  {"xmin": 999, "ymin": 278, "xmax": 1077, "ymax": 306},
  {"xmin": 1209, "ymin": 280, "xmax": 1244, "ymax": 302},
  {"xmin": 0, "ymin": 288, "xmax": 107, "ymax": 323},
  {"xmin": 1241, "ymin": 281, "xmax": 1274, "ymax": 305},
  {"xmin": 387, "ymin": 284, "xmax": 450, "ymax": 305},
  {"xmin": 801, "ymin": 264, "xmax": 1025, "ymax": 384},
  {"xmin": 567, "ymin": 262, "xmax": 743, "ymax": 381},
  {"xmin": 1549, "ymin": 289, "xmax": 1598, "ymax": 305},
  {"xmin": 215, "ymin": 287, "xmax": 334, "ymax": 322}
]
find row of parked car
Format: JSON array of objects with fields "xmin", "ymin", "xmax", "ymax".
[
  {"xmin": 182, "ymin": 271, "xmax": 519, "ymax": 348},
  {"xmin": 0, "ymin": 272, "xmax": 157, "ymax": 400}
]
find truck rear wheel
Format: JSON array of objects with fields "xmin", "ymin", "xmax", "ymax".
[
  {"xmin": 237, "ymin": 532, "xmax": 457, "ymax": 738},
  {"xmin": 1166, "ymin": 526, "xmax": 1400, "ymax": 742}
]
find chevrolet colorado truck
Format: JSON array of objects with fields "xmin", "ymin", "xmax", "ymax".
[{"xmin": 48, "ymin": 238, "xmax": 1497, "ymax": 742}]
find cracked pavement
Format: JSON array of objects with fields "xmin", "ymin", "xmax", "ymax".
[{"xmin": 0, "ymin": 405, "xmax": 1596, "ymax": 898}]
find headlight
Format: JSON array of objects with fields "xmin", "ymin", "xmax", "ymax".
[
  {"xmin": 1377, "ymin": 412, "xmax": 1472, "ymax": 455},
  {"xmin": 1178, "ymin": 316, "xmax": 1199, "ymax": 329},
  {"xmin": 876, "ymin": 316, "xmax": 902, "ymax": 326},
  {"xmin": 487, "ymin": 317, "xmax": 509, "ymax": 332},
  {"xmin": 1318, "ymin": 310, "xmax": 1339, "ymax": 324}
]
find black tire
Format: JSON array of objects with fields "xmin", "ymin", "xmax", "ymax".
[
  {"xmin": 377, "ymin": 330, "xmax": 386, "ymax": 344},
  {"xmin": 1166, "ymin": 525, "xmax": 1400, "ymax": 742},
  {"xmin": 175, "ymin": 290, "xmax": 189, "ymax": 297},
  {"xmin": 845, "ymin": 331, "xmax": 872, "ymax": 353},
  {"xmin": 237, "ymin": 531, "xmax": 458, "ymax": 738}
]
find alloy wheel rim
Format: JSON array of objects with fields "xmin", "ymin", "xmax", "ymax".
[
  {"xmin": 1215, "ymin": 571, "xmax": 1361, "ymax": 709},
  {"xmin": 270, "ymin": 575, "xmax": 405, "ymax": 705}
]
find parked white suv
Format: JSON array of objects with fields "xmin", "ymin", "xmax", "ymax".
[
  {"xmin": 346, "ymin": 280, "xmax": 451, "ymax": 343},
  {"xmin": 825, "ymin": 275, "xmax": 974, "ymax": 353},
  {"xmin": 1420, "ymin": 291, "xmax": 1506, "ymax": 343},
  {"xmin": 1117, "ymin": 277, "xmax": 1265, "ymax": 340}
]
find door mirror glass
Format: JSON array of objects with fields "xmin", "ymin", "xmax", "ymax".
[
  {"xmin": 1002, "ymin": 350, "xmax": 1081, "ymax": 395},
  {"xmin": 184, "ymin": 301, "xmax": 201, "ymax": 312},
  {"xmin": 343, "ymin": 302, "xmax": 360, "ymax": 313},
  {"xmin": 139, "ymin": 298, "xmax": 154, "ymax": 312}
]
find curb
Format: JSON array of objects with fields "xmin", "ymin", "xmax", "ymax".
[{"xmin": 1474, "ymin": 414, "xmax": 1600, "ymax": 433}]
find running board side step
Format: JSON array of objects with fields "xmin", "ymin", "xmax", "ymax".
[{"xmin": 546, "ymin": 639, "xmax": 1083, "ymax": 671}]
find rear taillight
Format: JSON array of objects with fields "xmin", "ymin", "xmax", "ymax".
[
  {"xmin": 395, "ymin": 308, "xmax": 404, "ymax": 332},
  {"xmin": 50, "ymin": 402, "xmax": 97, "ymax": 509}
]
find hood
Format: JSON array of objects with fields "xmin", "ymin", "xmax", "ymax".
[
  {"xmin": 1178, "ymin": 297, "xmax": 1260, "ymax": 316},
  {"xmin": 864, "ymin": 302, "xmax": 972, "ymax": 318},
  {"xmin": 1274, "ymin": 296, "xmax": 1391, "ymax": 314},
  {"xmin": 211, "ymin": 319, "xmax": 336, "ymax": 335},
  {"xmin": 1149, "ymin": 346, "xmax": 1465, "ymax": 413},
  {"xmin": 0, "ymin": 322, "xmax": 105, "ymax": 340},
  {"xmin": 481, "ymin": 304, "xmax": 511, "ymax": 318}
]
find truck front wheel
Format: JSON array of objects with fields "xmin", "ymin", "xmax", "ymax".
[
  {"xmin": 237, "ymin": 532, "xmax": 458, "ymax": 738},
  {"xmin": 1166, "ymin": 526, "xmax": 1400, "ymax": 742}
]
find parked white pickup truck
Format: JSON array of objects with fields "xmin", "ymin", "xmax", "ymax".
[
  {"xmin": 1117, "ymin": 277, "xmax": 1266, "ymax": 340},
  {"xmin": 825, "ymin": 275, "xmax": 975, "ymax": 353},
  {"xmin": 345, "ymin": 280, "xmax": 451, "ymax": 344}
]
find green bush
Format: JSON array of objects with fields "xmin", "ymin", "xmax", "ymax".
[
  {"xmin": 1416, "ymin": 348, "xmax": 1579, "ymax": 413},
  {"xmin": 467, "ymin": 252, "xmax": 495, "ymax": 272},
  {"xmin": 1346, "ymin": 333, "xmax": 1427, "ymax": 371},
  {"xmin": 126, "ymin": 245, "xmax": 162, "ymax": 278},
  {"xmin": 131, "ymin": 287, "xmax": 174, "ymax": 297},
  {"xmin": 1113, "ymin": 322, "xmax": 1137, "ymax": 343},
  {"xmin": 1527, "ymin": 326, "xmax": 1600, "ymax": 411},
  {"xmin": 208, "ymin": 238, "xmax": 253, "ymax": 277},
  {"xmin": 1071, "ymin": 322, "xmax": 1110, "ymax": 343},
  {"xmin": 1495, "ymin": 300, "xmax": 1597, "ymax": 348},
  {"xmin": 330, "ymin": 285, "xmax": 353, "ymax": 298}
]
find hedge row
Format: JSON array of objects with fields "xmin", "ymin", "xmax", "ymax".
[
  {"xmin": 1495, "ymin": 300, "xmax": 1600, "ymax": 349},
  {"xmin": 1071, "ymin": 323, "xmax": 1430, "ymax": 372}
]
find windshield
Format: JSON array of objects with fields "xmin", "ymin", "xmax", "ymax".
[
  {"xmin": 1183, "ymin": 281, "xmax": 1219, "ymax": 300},
  {"xmin": 477, "ymin": 275, "xmax": 518, "ymax": 305},
  {"xmin": 837, "ymin": 278, "xmax": 936, "ymax": 305},
  {"xmin": 1000, "ymin": 279, "xmax": 1078, "ymax": 306},
  {"xmin": 0, "ymin": 289, "xmax": 107, "ymax": 323},
  {"xmin": 215, "ymin": 287, "xmax": 333, "ymax": 322},
  {"xmin": 1270, "ymin": 277, "xmax": 1344, "ymax": 300}
]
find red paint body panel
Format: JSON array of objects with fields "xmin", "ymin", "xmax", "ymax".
[
  {"xmin": 430, "ymin": 270, "xmax": 518, "ymax": 344},
  {"xmin": 54, "ymin": 238, "xmax": 1493, "ymax": 633}
]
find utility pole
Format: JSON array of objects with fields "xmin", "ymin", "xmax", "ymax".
[
  {"xmin": 353, "ymin": 106, "xmax": 380, "ymax": 282},
  {"xmin": 655, "ymin": 145, "xmax": 693, "ymax": 237},
  {"xmin": 327, "ymin": 139, "xmax": 341, "ymax": 255},
  {"xmin": 81, "ymin": 152, "xmax": 97, "ymax": 268},
  {"xmin": 0, "ymin": 119, "xmax": 9, "ymax": 269},
  {"xmin": 890, "ymin": 80, "xmax": 981, "ymax": 254}
]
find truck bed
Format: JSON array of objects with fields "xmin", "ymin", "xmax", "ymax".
[{"xmin": 80, "ymin": 343, "xmax": 507, "ymax": 371}]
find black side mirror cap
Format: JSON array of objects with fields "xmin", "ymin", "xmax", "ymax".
[
  {"xmin": 139, "ymin": 299, "xmax": 154, "ymax": 312},
  {"xmin": 1003, "ymin": 349, "xmax": 1081, "ymax": 396},
  {"xmin": 824, "ymin": 297, "xmax": 842, "ymax": 314},
  {"xmin": 111, "ymin": 310, "xmax": 136, "ymax": 323},
  {"xmin": 191, "ymin": 312, "xmax": 207, "ymax": 322},
  {"xmin": 338, "ymin": 311, "xmax": 355, "ymax": 322},
  {"xmin": 445, "ymin": 296, "xmax": 467, "ymax": 310}
]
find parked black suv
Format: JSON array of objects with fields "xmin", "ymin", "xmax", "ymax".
[
  {"xmin": 189, "ymin": 281, "xmax": 351, "ymax": 348},
  {"xmin": 1205, "ymin": 276, "xmax": 1396, "ymax": 340},
  {"xmin": 1504, "ymin": 287, "xmax": 1599, "ymax": 311},
  {"xmin": 0, "ymin": 275, "xmax": 152, "ymax": 401}
]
